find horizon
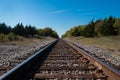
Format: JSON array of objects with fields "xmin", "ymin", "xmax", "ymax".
[{"xmin": 0, "ymin": 0, "xmax": 120, "ymax": 37}]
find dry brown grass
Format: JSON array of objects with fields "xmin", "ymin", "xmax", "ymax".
[
  {"xmin": 69, "ymin": 36, "xmax": 120, "ymax": 52},
  {"xmin": 0, "ymin": 37, "xmax": 46, "ymax": 46},
  {"xmin": 69, "ymin": 36, "xmax": 120, "ymax": 57}
]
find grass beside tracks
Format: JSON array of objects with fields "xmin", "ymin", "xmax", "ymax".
[
  {"xmin": 69, "ymin": 36, "xmax": 120, "ymax": 56},
  {"xmin": 0, "ymin": 37, "xmax": 42, "ymax": 46},
  {"xmin": 0, "ymin": 33, "xmax": 55, "ymax": 46}
]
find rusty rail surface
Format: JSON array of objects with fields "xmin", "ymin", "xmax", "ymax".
[
  {"xmin": 0, "ymin": 40, "xmax": 58, "ymax": 80},
  {"xmin": 30, "ymin": 39, "xmax": 108, "ymax": 80},
  {"xmin": 66, "ymin": 40, "xmax": 120, "ymax": 80},
  {"xmin": 0, "ymin": 39, "xmax": 119, "ymax": 80}
]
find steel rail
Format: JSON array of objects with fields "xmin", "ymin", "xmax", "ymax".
[
  {"xmin": 0, "ymin": 40, "xmax": 58, "ymax": 80},
  {"xmin": 65, "ymin": 40, "xmax": 120, "ymax": 80},
  {"xmin": 32, "ymin": 39, "xmax": 107, "ymax": 79}
]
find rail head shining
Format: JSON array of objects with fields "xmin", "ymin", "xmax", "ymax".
[
  {"xmin": 0, "ymin": 40, "xmax": 58, "ymax": 80},
  {"xmin": 65, "ymin": 40, "xmax": 120, "ymax": 80}
]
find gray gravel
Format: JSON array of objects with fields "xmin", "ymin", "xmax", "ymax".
[
  {"xmin": 65, "ymin": 39, "xmax": 120, "ymax": 68},
  {"xmin": 0, "ymin": 39, "xmax": 56, "ymax": 67}
]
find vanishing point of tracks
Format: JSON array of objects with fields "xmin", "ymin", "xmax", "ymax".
[{"xmin": 0, "ymin": 39, "xmax": 120, "ymax": 80}]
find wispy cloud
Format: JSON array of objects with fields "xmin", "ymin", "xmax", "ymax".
[
  {"xmin": 76, "ymin": 12, "xmax": 97, "ymax": 16},
  {"xmin": 49, "ymin": 9, "xmax": 96, "ymax": 15},
  {"xmin": 76, "ymin": 9, "xmax": 97, "ymax": 15},
  {"xmin": 49, "ymin": 10, "xmax": 69, "ymax": 14}
]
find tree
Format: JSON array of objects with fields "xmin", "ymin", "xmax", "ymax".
[
  {"xmin": 52, "ymin": 31, "xmax": 59, "ymax": 38},
  {"xmin": 62, "ymin": 25, "xmax": 86, "ymax": 38},
  {"xmin": 37, "ymin": 29, "xmax": 44, "ymax": 36},
  {"xmin": 100, "ymin": 16, "xmax": 116, "ymax": 36},
  {"xmin": 28, "ymin": 25, "xmax": 36, "ymax": 37},
  {"xmin": 70, "ymin": 27, "xmax": 80, "ymax": 36},
  {"xmin": 113, "ymin": 18, "xmax": 120, "ymax": 34},
  {"xmin": 36, "ymin": 27, "xmax": 58, "ymax": 38},
  {"xmin": 43, "ymin": 27, "xmax": 53, "ymax": 36},
  {"xmin": 24, "ymin": 25, "xmax": 37, "ymax": 37},
  {"xmin": 12, "ymin": 23, "xmax": 25, "ymax": 36},
  {"xmin": 83, "ymin": 20, "xmax": 96, "ymax": 37},
  {"xmin": 94, "ymin": 19, "xmax": 103, "ymax": 36},
  {"xmin": 0, "ymin": 23, "xmax": 11, "ymax": 34}
]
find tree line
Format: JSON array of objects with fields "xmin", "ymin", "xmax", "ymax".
[
  {"xmin": 62, "ymin": 16, "xmax": 120, "ymax": 38},
  {"xmin": 0, "ymin": 23, "xmax": 58, "ymax": 41}
]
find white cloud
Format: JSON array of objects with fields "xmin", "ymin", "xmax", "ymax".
[
  {"xmin": 49, "ymin": 10, "xmax": 68, "ymax": 14},
  {"xmin": 49, "ymin": 9, "xmax": 96, "ymax": 15},
  {"xmin": 76, "ymin": 8, "xmax": 97, "ymax": 15}
]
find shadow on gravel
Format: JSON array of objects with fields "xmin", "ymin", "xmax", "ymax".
[{"xmin": 25, "ymin": 41, "xmax": 57, "ymax": 80}]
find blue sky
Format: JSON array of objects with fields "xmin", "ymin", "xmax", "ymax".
[{"xmin": 0, "ymin": 0, "xmax": 120, "ymax": 37}]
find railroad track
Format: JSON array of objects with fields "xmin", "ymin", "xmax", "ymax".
[{"xmin": 0, "ymin": 39, "xmax": 120, "ymax": 80}]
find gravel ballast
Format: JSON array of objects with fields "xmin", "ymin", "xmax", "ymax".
[
  {"xmin": 0, "ymin": 38, "xmax": 56, "ymax": 75},
  {"xmin": 65, "ymin": 38, "xmax": 120, "ymax": 68}
]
